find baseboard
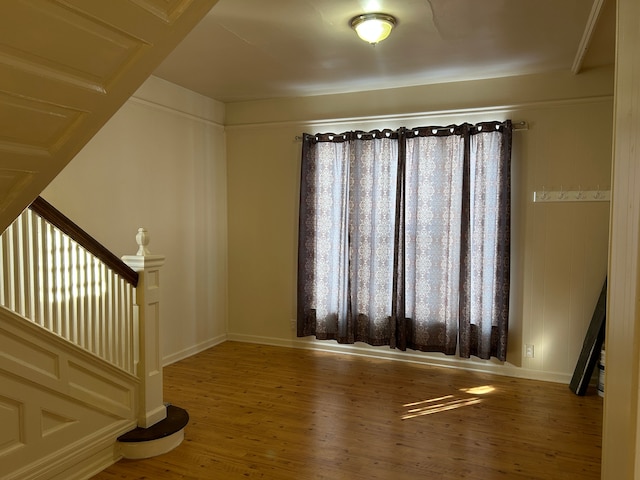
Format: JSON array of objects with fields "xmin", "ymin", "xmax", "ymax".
[
  {"xmin": 53, "ymin": 443, "xmax": 121, "ymax": 480},
  {"xmin": 163, "ymin": 334, "xmax": 228, "ymax": 366},
  {"xmin": 6, "ymin": 420, "xmax": 134, "ymax": 480},
  {"xmin": 226, "ymin": 333, "xmax": 572, "ymax": 384}
]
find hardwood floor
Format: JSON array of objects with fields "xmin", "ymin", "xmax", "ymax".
[{"xmin": 92, "ymin": 341, "xmax": 602, "ymax": 479}]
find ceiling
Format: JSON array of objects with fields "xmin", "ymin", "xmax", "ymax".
[{"xmin": 153, "ymin": 0, "xmax": 616, "ymax": 104}]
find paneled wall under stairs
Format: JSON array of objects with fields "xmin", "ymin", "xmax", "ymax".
[{"xmin": 0, "ymin": 307, "xmax": 139, "ymax": 480}]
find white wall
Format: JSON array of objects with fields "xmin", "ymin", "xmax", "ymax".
[
  {"xmin": 43, "ymin": 76, "xmax": 228, "ymax": 365},
  {"xmin": 224, "ymin": 67, "xmax": 613, "ymax": 383}
]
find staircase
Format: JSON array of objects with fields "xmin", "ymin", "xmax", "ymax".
[
  {"xmin": 0, "ymin": 3, "xmax": 220, "ymax": 477},
  {"xmin": 1, "ymin": 197, "xmax": 186, "ymax": 478}
]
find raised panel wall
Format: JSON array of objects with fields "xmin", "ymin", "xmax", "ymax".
[
  {"xmin": 0, "ymin": 0, "xmax": 219, "ymax": 234},
  {"xmin": 0, "ymin": 307, "xmax": 138, "ymax": 479}
]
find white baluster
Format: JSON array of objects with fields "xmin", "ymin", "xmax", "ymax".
[
  {"xmin": 115, "ymin": 275, "xmax": 123, "ymax": 370},
  {"xmin": 13, "ymin": 216, "xmax": 24, "ymax": 316},
  {"xmin": 30, "ymin": 212, "xmax": 43, "ymax": 326},
  {"xmin": 76, "ymin": 245, "xmax": 85, "ymax": 349},
  {"xmin": 85, "ymin": 255, "xmax": 93, "ymax": 352},
  {"xmin": 98, "ymin": 262, "xmax": 107, "ymax": 358},
  {"xmin": 61, "ymin": 234, "xmax": 70, "ymax": 340},
  {"xmin": 69, "ymin": 239, "xmax": 79, "ymax": 344},
  {"xmin": 22, "ymin": 212, "xmax": 35, "ymax": 320},
  {"xmin": 106, "ymin": 270, "xmax": 115, "ymax": 364},
  {"xmin": 2, "ymin": 223, "xmax": 11, "ymax": 310},
  {"xmin": 122, "ymin": 281, "xmax": 133, "ymax": 373},
  {"xmin": 9, "ymin": 222, "xmax": 19, "ymax": 313},
  {"xmin": 50, "ymin": 226, "xmax": 61, "ymax": 335},
  {"xmin": 41, "ymin": 222, "xmax": 52, "ymax": 330}
]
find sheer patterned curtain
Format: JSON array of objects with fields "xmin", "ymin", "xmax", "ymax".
[{"xmin": 297, "ymin": 122, "xmax": 512, "ymax": 361}]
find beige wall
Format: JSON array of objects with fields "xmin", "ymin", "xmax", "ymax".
[
  {"xmin": 39, "ymin": 65, "xmax": 613, "ymax": 383},
  {"xmin": 42, "ymin": 76, "xmax": 228, "ymax": 365},
  {"xmin": 225, "ymin": 66, "xmax": 613, "ymax": 382}
]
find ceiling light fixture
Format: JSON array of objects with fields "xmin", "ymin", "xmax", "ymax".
[{"xmin": 350, "ymin": 13, "xmax": 397, "ymax": 45}]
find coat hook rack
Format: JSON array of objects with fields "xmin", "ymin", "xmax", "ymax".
[{"xmin": 533, "ymin": 186, "xmax": 610, "ymax": 203}]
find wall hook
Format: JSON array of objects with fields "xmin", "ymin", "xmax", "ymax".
[
  {"xmin": 594, "ymin": 185, "xmax": 603, "ymax": 200},
  {"xmin": 540, "ymin": 186, "xmax": 549, "ymax": 200},
  {"xmin": 558, "ymin": 185, "xmax": 567, "ymax": 200}
]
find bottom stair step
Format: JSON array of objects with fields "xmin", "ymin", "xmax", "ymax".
[{"xmin": 117, "ymin": 404, "xmax": 189, "ymax": 459}]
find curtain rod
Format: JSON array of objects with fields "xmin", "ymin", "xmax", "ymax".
[{"xmin": 294, "ymin": 121, "xmax": 528, "ymax": 141}]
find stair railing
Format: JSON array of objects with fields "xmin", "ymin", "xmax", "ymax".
[{"xmin": 0, "ymin": 197, "xmax": 167, "ymax": 427}]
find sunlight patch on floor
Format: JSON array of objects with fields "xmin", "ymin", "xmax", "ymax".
[
  {"xmin": 401, "ymin": 385, "xmax": 495, "ymax": 419},
  {"xmin": 460, "ymin": 385, "xmax": 495, "ymax": 395}
]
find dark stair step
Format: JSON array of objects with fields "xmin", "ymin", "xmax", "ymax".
[{"xmin": 118, "ymin": 404, "xmax": 189, "ymax": 443}]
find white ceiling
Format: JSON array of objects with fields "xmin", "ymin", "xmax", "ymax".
[{"xmin": 153, "ymin": 0, "xmax": 616, "ymax": 103}]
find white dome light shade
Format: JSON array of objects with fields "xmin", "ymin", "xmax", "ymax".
[{"xmin": 350, "ymin": 13, "xmax": 397, "ymax": 44}]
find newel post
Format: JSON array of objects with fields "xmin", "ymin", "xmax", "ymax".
[{"xmin": 122, "ymin": 228, "xmax": 167, "ymax": 428}]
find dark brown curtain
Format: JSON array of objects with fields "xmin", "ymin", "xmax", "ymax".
[{"xmin": 297, "ymin": 121, "xmax": 512, "ymax": 361}]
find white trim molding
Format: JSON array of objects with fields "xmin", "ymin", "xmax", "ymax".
[{"xmin": 227, "ymin": 333, "xmax": 572, "ymax": 385}]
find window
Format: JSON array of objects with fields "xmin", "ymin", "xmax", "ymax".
[{"xmin": 297, "ymin": 122, "xmax": 512, "ymax": 361}]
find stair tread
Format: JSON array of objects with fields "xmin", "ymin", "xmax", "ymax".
[{"xmin": 118, "ymin": 405, "xmax": 189, "ymax": 442}]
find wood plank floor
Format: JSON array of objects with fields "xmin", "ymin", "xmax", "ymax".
[{"xmin": 92, "ymin": 341, "xmax": 602, "ymax": 479}]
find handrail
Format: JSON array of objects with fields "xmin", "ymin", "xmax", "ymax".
[
  {"xmin": 29, "ymin": 197, "xmax": 138, "ymax": 287},
  {"xmin": 2, "ymin": 197, "xmax": 140, "ymax": 374},
  {"xmin": 2, "ymin": 201, "xmax": 165, "ymax": 413}
]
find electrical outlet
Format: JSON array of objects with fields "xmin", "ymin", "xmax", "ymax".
[
  {"xmin": 524, "ymin": 344, "xmax": 535, "ymax": 358},
  {"xmin": 290, "ymin": 319, "xmax": 297, "ymax": 330}
]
